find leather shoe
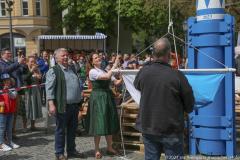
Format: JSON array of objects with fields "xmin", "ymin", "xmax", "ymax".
[
  {"xmin": 106, "ymin": 149, "xmax": 120, "ymax": 156},
  {"xmin": 67, "ymin": 151, "xmax": 85, "ymax": 158},
  {"xmin": 55, "ymin": 154, "xmax": 67, "ymax": 160}
]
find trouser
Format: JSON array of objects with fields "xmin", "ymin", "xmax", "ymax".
[
  {"xmin": 143, "ymin": 133, "xmax": 184, "ymax": 160},
  {"xmin": 0, "ymin": 113, "xmax": 14, "ymax": 144},
  {"xmin": 55, "ymin": 104, "xmax": 79, "ymax": 156}
]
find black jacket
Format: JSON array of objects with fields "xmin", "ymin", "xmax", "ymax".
[
  {"xmin": 0, "ymin": 59, "xmax": 25, "ymax": 88},
  {"xmin": 134, "ymin": 61, "xmax": 195, "ymax": 135}
]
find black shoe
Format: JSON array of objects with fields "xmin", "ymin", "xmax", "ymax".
[
  {"xmin": 67, "ymin": 151, "xmax": 85, "ymax": 158},
  {"xmin": 55, "ymin": 154, "xmax": 67, "ymax": 160},
  {"xmin": 106, "ymin": 150, "xmax": 120, "ymax": 156}
]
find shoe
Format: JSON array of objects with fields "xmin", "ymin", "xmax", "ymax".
[
  {"xmin": 55, "ymin": 154, "xmax": 67, "ymax": 160},
  {"xmin": 106, "ymin": 149, "xmax": 119, "ymax": 156},
  {"xmin": 10, "ymin": 142, "xmax": 20, "ymax": 149},
  {"xmin": 67, "ymin": 151, "xmax": 85, "ymax": 158},
  {"xmin": 0, "ymin": 143, "xmax": 12, "ymax": 151}
]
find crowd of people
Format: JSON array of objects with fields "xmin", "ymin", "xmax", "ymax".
[
  {"xmin": 0, "ymin": 45, "xmax": 186, "ymax": 158},
  {"xmin": 2, "ymin": 41, "xmax": 239, "ymax": 160}
]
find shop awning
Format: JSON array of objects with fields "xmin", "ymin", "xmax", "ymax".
[{"xmin": 38, "ymin": 33, "xmax": 107, "ymax": 40}]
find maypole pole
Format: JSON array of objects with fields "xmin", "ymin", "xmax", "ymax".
[{"xmin": 188, "ymin": 0, "xmax": 235, "ymax": 157}]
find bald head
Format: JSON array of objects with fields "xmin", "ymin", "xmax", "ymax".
[{"xmin": 153, "ymin": 38, "xmax": 171, "ymax": 58}]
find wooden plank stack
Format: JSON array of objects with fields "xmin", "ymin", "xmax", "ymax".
[{"xmin": 114, "ymin": 100, "xmax": 144, "ymax": 153}]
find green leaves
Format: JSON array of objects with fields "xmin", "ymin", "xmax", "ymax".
[{"xmin": 58, "ymin": 0, "xmax": 196, "ymax": 52}]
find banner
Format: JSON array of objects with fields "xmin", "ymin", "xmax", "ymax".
[{"xmin": 122, "ymin": 72, "xmax": 225, "ymax": 109}]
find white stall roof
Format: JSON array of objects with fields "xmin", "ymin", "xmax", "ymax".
[{"xmin": 38, "ymin": 33, "xmax": 107, "ymax": 40}]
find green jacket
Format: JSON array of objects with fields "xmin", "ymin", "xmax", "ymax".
[{"xmin": 53, "ymin": 65, "xmax": 66, "ymax": 113}]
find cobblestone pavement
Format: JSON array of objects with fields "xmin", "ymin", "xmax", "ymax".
[
  {"xmin": 0, "ymin": 107, "xmax": 144, "ymax": 160},
  {"xmin": 0, "ymin": 107, "xmax": 239, "ymax": 160}
]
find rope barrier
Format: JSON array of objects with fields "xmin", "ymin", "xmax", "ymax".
[{"xmin": 0, "ymin": 83, "xmax": 45, "ymax": 94}]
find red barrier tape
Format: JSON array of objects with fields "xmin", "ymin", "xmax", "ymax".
[{"xmin": 0, "ymin": 83, "xmax": 45, "ymax": 94}]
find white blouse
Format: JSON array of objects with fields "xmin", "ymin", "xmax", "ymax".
[{"xmin": 89, "ymin": 68, "xmax": 116, "ymax": 81}]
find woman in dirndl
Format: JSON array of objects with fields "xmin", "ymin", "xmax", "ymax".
[
  {"xmin": 86, "ymin": 53, "xmax": 122, "ymax": 159},
  {"xmin": 23, "ymin": 56, "xmax": 43, "ymax": 130}
]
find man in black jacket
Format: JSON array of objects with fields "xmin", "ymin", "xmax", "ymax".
[
  {"xmin": 0, "ymin": 48, "xmax": 26, "ymax": 138},
  {"xmin": 0, "ymin": 48, "xmax": 25, "ymax": 88},
  {"xmin": 134, "ymin": 38, "xmax": 195, "ymax": 160}
]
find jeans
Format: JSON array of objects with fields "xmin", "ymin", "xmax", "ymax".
[
  {"xmin": 0, "ymin": 113, "xmax": 14, "ymax": 144},
  {"xmin": 55, "ymin": 104, "xmax": 79, "ymax": 156},
  {"xmin": 143, "ymin": 133, "xmax": 184, "ymax": 160}
]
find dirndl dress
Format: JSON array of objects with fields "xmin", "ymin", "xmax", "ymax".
[{"xmin": 86, "ymin": 80, "xmax": 119, "ymax": 136}]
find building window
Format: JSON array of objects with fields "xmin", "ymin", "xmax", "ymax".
[
  {"xmin": 22, "ymin": 0, "xmax": 28, "ymax": 16},
  {"xmin": 36, "ymin": 0, "xmax": 41, "ymax": 16},
  {"xmin": 0, "ymin": 0, "xmax": 6, "ymax": 17}
]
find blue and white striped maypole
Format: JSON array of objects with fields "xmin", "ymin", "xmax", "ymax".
[
  {"xmin": 188, "ymin": 0, "xmax": 236, "ymax": 157},
  {"xmin": 196, "ymin": 0, "xmax": 225, "ymax": 21}
]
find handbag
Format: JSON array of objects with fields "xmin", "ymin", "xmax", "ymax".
[{"xmin": 0, "ymin": 103, "xmax": 4, "ymax": 113}]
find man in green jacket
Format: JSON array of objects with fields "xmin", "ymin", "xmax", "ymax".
[{"xmin": 46, "ymin": 48, "xmax": 83, "ymax": 160}]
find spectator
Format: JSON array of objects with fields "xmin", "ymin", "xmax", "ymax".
[
  {"xmin": 99, "ymin": 52, "xmax": 109, "ymax": 70},
  {"xmin": 0, "ymin": 48, "xmax": 26, "ymax": 138},
  {"xmin": 14, "ymin": 49, "xmax": 24, "ymax": 62},
  {"xmin": 109, "ymin": 53, "xmax": 116, "ymax": 64},
  {"xmin": 128, "ymin": 54, "xmax": 139, "ymax": 69},
  {"xmin": 0, "ymin": 73, "xmax": 19, "ymax": 152},
  {"xmin": 169, "ymin": 52, "xmax": 181, "ymax": 69},
  {"xmin": 144, "ymin": 54, "xmax": 152, "ymax": 63},
  {"xmin": 37, "ymin": 50, "xmax": 49, "ymax": 76},
  {"xmin": 0, "ymin": 48, "xmax": 25, "ymax": 88},
  {"xmin": 36, "ymin": 50, "xmax": 50, "ymax": 105},
  {"xmin": 134, "ymin": 38, "xmax": 195, "ymax": 160},
  {"xmin": 49, "ymin": 51, "xmax": 56, "ymax": 67},
  {"xmin": 22, "ymin": 56, "xmax": 43, "ymax": 131},
  {"xmin": 122, "ymin": 53, "xmax": 130, "ymax": 69},
  {"xmin": 78, "ymin": 55, "xmax": 87, "ymax": 89},
  {"xmin": 46, "ymin": 48, "xmax": 83, "ymax": 160}
]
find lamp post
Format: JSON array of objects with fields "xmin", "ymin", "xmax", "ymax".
[{"xmin": 5, "ymin": 0, "xmax": 14, "ymax": 57}]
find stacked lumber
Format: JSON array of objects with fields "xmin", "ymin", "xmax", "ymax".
[
  {"xmin": 79, "ymin": 89, "xmax": 91, "ymax": 120},
  {"xmin": 82, "ymin": 89, "xmax": 92, "ymax": 98},
  {"xmin": 114, "ymin": 101, "xmax": 144, "ymax": 153}
]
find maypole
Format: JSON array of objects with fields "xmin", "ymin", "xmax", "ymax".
[{"xmin": 188, "ymin": 0, "xmax": 236, "ymax": 157}]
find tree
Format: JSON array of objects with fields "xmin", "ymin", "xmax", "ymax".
[
  {"xmin": 47, "ymin": 0, "xmax": 64, "ymax": 34},
  {"xmin": 57, "ymin": 0, "xmax": 196, "ymax": 53},
  {"xmin": 60, "ymin": 0, "xmax": 117, "ymax": 34}
]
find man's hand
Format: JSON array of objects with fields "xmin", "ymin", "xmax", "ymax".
[
  {"xmin": 18, "ymin": 55, "xmax": 25, "ymax": 64},
  {"xmin": 48, "ymin": 100, "xmax": 56, "ymax": 116}
]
